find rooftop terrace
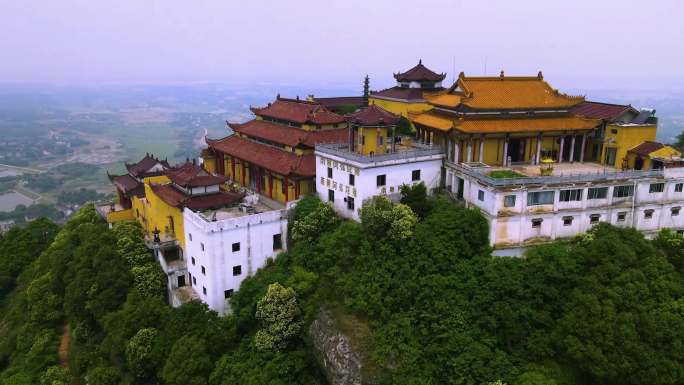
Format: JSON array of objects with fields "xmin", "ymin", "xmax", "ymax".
[
  {"xmin": 196, "ymin": 192, "xmax": 285, "ymax": 222},
  {"xmin": 451, "ymin": 161, "xmax": 664, "ymax": 187},
  {"xmin": 316, "ymin": 141, "xmax": 444, "ymax": 164}
]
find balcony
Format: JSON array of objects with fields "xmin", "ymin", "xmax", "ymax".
[
  {"xmin": 448, "ymin": 161, "xmax": 664, "ymax": 187},
  {"xmin": 96, "ymin": 202, "xmax": 135, "ymax": 223}
]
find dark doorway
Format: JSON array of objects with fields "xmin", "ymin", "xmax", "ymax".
[
  {"xmin": 177, "ymin": 275, "xmax": 186, "ymax": 287},
  {"xmin": 507, "ymin": 138, "xmax": 526, "ymax": 163},
  {"xmin": 634, "ymin": 157, "xmax": 644, "ymax": 170},
  {"xmin": 457, "ymin": 177, "xmax": 464, "ymax": 199}
]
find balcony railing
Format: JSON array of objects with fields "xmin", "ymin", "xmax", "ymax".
[
  {"xmin": 316, "ymin": 142, "xmax": 444, "ymax": 164},
  {"xmin": 448, "ymin": 161, "xmax": 664, "ymax": 187}
]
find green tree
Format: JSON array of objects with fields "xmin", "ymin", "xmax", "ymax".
[
  {"xmin": 360, "ymin": 196, "xmax": 417, "ymax": 242},
  {"xmin": 290, "ymin": 201, "xmax": 339, "ymax": 244},
  {"xmin": 161, "ymin": 335, "xmax": 213, "ymax": 385},
  {"xmin": 399, "ymin": 182, "xmax": 431, "ymax": 218},
  {"xmin": 254, "ymin": 283, "xmax": 303, "ymax": 352},
  {"xmin": 126, "ymin": 328, "xmax": 159, "ymax": 379},
  {"xmin": 131, "ymin": 262, "xmax": 166, "ymax": 299}
]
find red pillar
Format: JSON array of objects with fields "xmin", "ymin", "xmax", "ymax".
[{"xmin": 294, "ymin": 180, "xmax": 300, "ymax": 199}]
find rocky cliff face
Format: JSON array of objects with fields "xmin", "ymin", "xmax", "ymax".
[{"xmin": 309, "ymin": 309, "xmax": 370, "ymax": 385}]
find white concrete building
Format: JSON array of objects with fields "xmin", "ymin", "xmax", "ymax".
[
  {"xmin": 315, "ymin": 142, "xmax": 444, "ymax": 220},
  {"xmin": 181, "ymin": 198, "xmax": 290, "ymax": 315},
  {"xmin": 448, "ymin": 161, "xmax": 684, "ymax": 253}
]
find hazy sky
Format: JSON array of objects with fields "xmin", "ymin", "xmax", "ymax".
[{"xmin": 2, "ymin": 0, "xmax": 683, "ymax": 91}]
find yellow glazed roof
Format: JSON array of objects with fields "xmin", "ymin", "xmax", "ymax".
[
  {"xmin": 435, "ymin": 72, "xmax": 585, "ymax": 110},
  {"xmin": 649, "ymin": 145, "xmax": 681, "ymax": 159},
  {"xmin": 411, "ymin": 112, "xmax": 453, "ymax": 132},
  {"xmin": 454, "ymin": 116, "xmax": 600, "ymax": 134}
]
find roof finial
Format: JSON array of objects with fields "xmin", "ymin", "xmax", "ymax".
[
  {"xmin": 419, "ymin": 59, "xmax": 422, "ymax": 65},
  {"xmin": 500, "ymin": 70, "xmax": 505, "ymax": 79},
  {"xmin": 296, "ymin": 95, "xmax": 299, "ymax": 100},
  {"xmin": 458, "ymin": 71, "xmax": 465, "ymax": 79},
  {"xmin": 537, "ymin": 70, "xmax": 543, "ymax": 79},
  {"xmin": 276, "ymin": 93, "xmax": 280, "ymax": 99}
]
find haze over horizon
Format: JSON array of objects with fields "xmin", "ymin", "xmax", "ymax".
[{"xmin": 2, "ymin": 0, "xmax": 684, "ymax": 92}]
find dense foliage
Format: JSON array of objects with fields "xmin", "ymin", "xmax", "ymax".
[{"xmin": 2, "ymin": 192, "xmax": 684, "ymax": 385}]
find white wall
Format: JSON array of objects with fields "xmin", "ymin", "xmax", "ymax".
[
  {"xmin": 182, "ymin": 208, "xmax": 288, "ymax": 315},
  {"xmin": 316, "ymin": 154, "xmax": 443, "ymax": 220}
]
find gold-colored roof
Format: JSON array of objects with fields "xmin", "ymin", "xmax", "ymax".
[
  {"xmin": 411, "ymin": 112, "xmax": 453, "ymax": 132},
  {"xmin": 435, "ymin": 72, "xmax": 585, "ymax": 110},
  {"xmin": 455, "ymin": 116, "xmax": 600, "ymax": 134},
  {"xmin": 424, "ymin": 93, "xmax": 462, "ymax": 108}
]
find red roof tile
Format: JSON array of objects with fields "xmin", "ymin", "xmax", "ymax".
[
  {"xmin": 393, "ymin": 60, "xmax": 446, "ymax": 82},
  {"xmin": 314, "ymin": 96, "xmax": 364, "ymax": 111},
  {"xmin": 125, "ymin": 154, "xmax": 171, "ymax": 178},
  {"xmin": 371, "ymin": 87, "xmax": 428, "ymax": 101},
  {"xmin": 250, "ymin": 98, "xmax": 346, "ymax": 125},
  {"xmin": 571, "ymin": 101, "xmax": 636, "ymax": 121},
  {"xmin": 348, "ymin": 105, "xmax": 400, "ymax": 126},
  {"xmin": 229, "ymin": 120, "xmax": 348, "ymax": 148},
  {"xmin": 150, "ymin": 184, "xmax": 244, "ymax": 210},
  {"xmin": 206, "ymin": 135, "xmax": 316, "ymax": 177},
  {"xmin": 167, "ymin": 162, "xmax": 227, "ymax": 187},
  {"xmin": 108, "ymin": 173, "xmax": 144, "ymax": 197},
  {"xmin": 628, "ymin": 141, "xmax": 665, "ymax": 156}
]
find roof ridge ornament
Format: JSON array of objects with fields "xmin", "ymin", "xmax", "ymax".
[
  {"xmin": 537, "ymin": 70, "xmax": 543, "ymax": 79},
  {"xmin": 500, "ymin": 70, "xmax": 505, "ymax": 80}
]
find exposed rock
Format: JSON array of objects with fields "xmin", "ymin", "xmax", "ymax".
[{"xmin": 309, "ymin": 308, "xmax": 368, "ymax": 385}]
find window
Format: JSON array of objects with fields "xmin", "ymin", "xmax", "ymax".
[
  {"xmin": 672, "ymin": 207, "xmax": 681, "ymax": 216},
  {"xmin": 649, "ymin": 183, "xmax": 665, "ymax": 193},
  {"xmin": 478, "ymin": 190, "xmax": 485, "ymax": 201},
  {"xmin": 189, "ymin": 233, "xmax": 192, "ymax": 241},
  {"xmin": 610, "ymin": 128, "xmax": 618, "ymax": 134},
  {"xmin": 587, "ymin": 187, "xmax": 608, "ymax": 200},
  {"xmin": 527, "ymin": 191, "xmax": 554, "ymax": 206},
  {"xmin": 347, "ymin": 196, "xmax": 355, "ymax": 211},
  {"xmin": 273, "ymin": 234, "xmax": 282, "ymax": 250},
  {"xmin": 613, "ymin": 185, "xmax": 634, "ymax": 198},
  {"xmin": 360, "ymin": 135, "xmax": 365, "ymax": 145},
  {"xmin": 563, "ymin": 216, "xmax": 573, "ymax": 226},
  {"xmin": 531, "ymin": 218, "xmax": 543, "ymax": 228},
  {"xmin": 202, "ymin": 286, "xmax": 207, "ymax": 295},
  {"xmin": 559, "ymin": 189, "xmax": 583, "ymax": 202},
  {"xmin": 201, "ymin": 243, "xmax": 205, "ymax": 251},
  {"xmin": 377, "ymin": 174, "xmax": 386, "ymax": 187},
  {"xmin": 232, "ymin": 242, "xmax": 240, "ymax": 252},
  {"xmin": 676, "ymin": 183, "xmax": 683, "ymax": 192},
  {"xmin": 201, "ymin": 265, "xmax": 206, "ymax": 275},
  {"xmin": 644, "ymin": 209, "xmax": 654, "ymax": 219},
  {"xmin": 327, "ymin": 167, "xmax": 333, "ymax": 178},
  {"xmin": 192, "ymin": 276, "xmax": 197, "ymax": 285},
  {"xmin": 349, "ymin": 174, "xmax": 355, "ymax": 186},
  {"xmin": 191, "ymin": 257, "xmax": 196, "ymax": 266},
  {"xmin": 224, "ymin": 289, "xmax": 234, "ymax": 299},
  {"xmin": 617, "ymin": 212, "xmax": 627, "ymax": 222},
  {"xmin": 188, "ymin": 273, "xmax": 193, "ymax": 286},
  {"xmin": 378, "ymin": 135, "xmax": 384, "ymax": 145},
  {"xmin": 328, "ymin": 189, "xmax": 334, "ymax": 202},
  {"xmin": 232, "ymin": 265, "xmax": 242, "ymax": 276},
  {"xmin": 412, "ymin": 169, "xmax": 421, "ymax": 181},
  {"xmin": 504, "ymin": 195, "xmax": 516, "ymax": 207},
  {"xmin": 590, "ymin": 214, "xmax": 601, "ymax": 224}
]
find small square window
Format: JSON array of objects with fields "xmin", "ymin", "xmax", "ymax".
[
  {"xmin": 327, "ymin": 167, "xmax": 333, "ymax": 178},
  {"xmin": 232, "ymin": 265, "xmax": 242, "ymax": 276},
  {"xmin": 200, "ymin": 243, "xmax": 205, "ymax": 251},
  {"xmin": 273, "ymin": 234, "xmax": 282, "ymax": 250},
  {"xmin": 328, "ymin": 189, "xmax": 334, "ymax": 202},
  {"xmin": 504, "ymin": 195, "xmax": 516, "ymax": 207},
  {"xmin": 232, "ymin": 242, "xmax": 240, "ymax": 252},
  {"xmin": 347, "ymin": 196, "xmax": 355, "ymax": 211},
  {"xmin": 192, "ymin": 276, "xmax": 196, "ymax": 285},
  {"xmin": 191, "ymin": 257, "xmax": 196, "ymax": 266},
  {"xmin": 477, "ymin": 190, "xmax": 485, "ymax": 201},
  {"xmin": 349, "ymin": 174, "xmax": 355, "ymax": 186},
  {"xmin": 224, "ymin": 289, "xmax": 234, "ymax": 299},
  {"xmin": 377, "ymin": 174, "xmax": 386, "ymax": 187},
  {"xmin": 203, "ymin": 286, "xmax": 207, "ymax": 295},
  {"xmin": 611, "ymin": 128, "xmax": 618, "ymax": 134},
  {"xmin": 531, "ymin": 218, "xmax": 543, "ymax": 228},
  {"xmin": 649, "ymin": 183, "xmax": 665, "ymax": 193},
  {"xmin": 617, "ymin": 212, "xmax": 627, "ymax": 222},
  {"xmin": 672, "ymin": 207, "xmax": 681, "ymax": 216},
  {"xmin": 676, "ymin": 183, "xmax": 683, "ymax": 193},
  {"xmin": 201, "ymin": 265, "xmax": 206, "ymax": 275},
  {"xmin": 412, "ymin": 169, "xmax": 421, "ymax": 181},
  {"xmin": 189, "ymin": 233, "xmax": 192, "ymax": 241},
  {"xmin": 644, "ymin": 209, "xmax": 654, "ymax": 219},
  {"xmin": 590, "ymin": 214, "xmax": 600, "ymax": 224},
  {"xmin": 563, "ymin": 216, "xmax": 573, "ymax": 226}
]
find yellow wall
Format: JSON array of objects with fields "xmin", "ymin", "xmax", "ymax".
[
  {"xmin": 601, "ymin": 124, "xmax": 657, "ymax": 168},
  {"xmin": 142, "ymin": 183, "xmax": 186, "ymax": 250},
  {"xmin": 203, "ymin": 156, "xmax": 217, "ymax": 173},
  {"xmin": 369, "ymin": 97, "xmax": 432, "ymax": 118},
  {"xmin": 106, "ymin": 208, "xmax": 134, "ymax": 223},
  {"xmin": 358, "ymin": 126, "xmax": 388, "ymax": 155},
  {"xmin": 626, "ymin": 145, "xmax": 681, "ymax": 170}
]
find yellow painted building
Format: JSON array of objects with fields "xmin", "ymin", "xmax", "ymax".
[
  {"xmin": 625, "ymin": 141, "xmax": 682, "ymax": 170},
  {"xmin": 601, "ymin": 123, "xmax": 657, "ymax": 168}
]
